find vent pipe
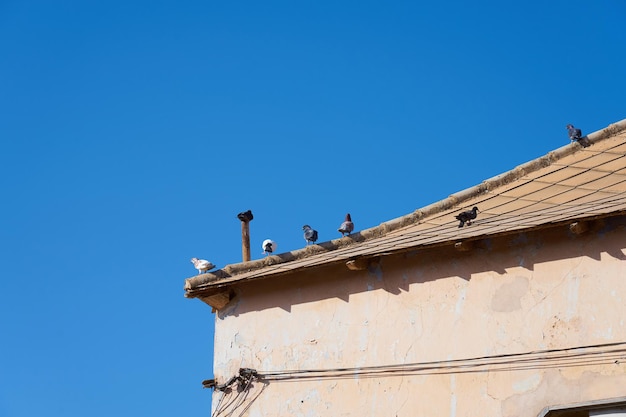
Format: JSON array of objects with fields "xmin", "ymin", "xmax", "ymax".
[{"xmin": 237, "ymin": 210, "xmax": 253, "ymax": 262}]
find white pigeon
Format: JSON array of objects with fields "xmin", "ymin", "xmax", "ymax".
[
  {"xmin": 190, "ymin": 257, "xmax": 215, "ymax": 274},
  {"xmin": 262, "ymin": 239, "xmax": 277, "ymax": 255}
]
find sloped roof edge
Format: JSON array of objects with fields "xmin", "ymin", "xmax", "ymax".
[
  {"xmin": 395, "ymin": 118, "xmax": 626, "ymax": 230},
  {"xmin": 184, "ymin": 119, "xmax": 626, "ymax": 293}
]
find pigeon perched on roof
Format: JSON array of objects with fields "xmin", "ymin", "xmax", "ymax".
[
  {"xmin": 262, "ymin": 239, "xmax": 277, "ymax": 255},
  {"xmin": 566, "ymin": 124, "xmax": 590, "ymax": 148},
  {"xmin": 302, "ymin": 225, "xmax": 318, "ymax": 245},
  {"xmin": 190, "ymin": 257, "xmax": 215, "ymax": 274},
  {"xmin": 566, "ymin": 124, "xmax": 582, "ymax": 141},
  {"xmin": 338, "ymin": 213, "xmax": 354, "ymax": 237},
  {"xmin": 455, "ymin": 207, "xmax": 479, "ymax": 228}
]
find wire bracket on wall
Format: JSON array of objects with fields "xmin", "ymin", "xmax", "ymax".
[{"xmin": 203, "ymin": 368, "xmax": 260, "ymax": 392}]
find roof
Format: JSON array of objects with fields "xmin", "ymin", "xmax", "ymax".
[{"xmin": 185, "ymin": 119, "xmax": 626, "ymax": 300}]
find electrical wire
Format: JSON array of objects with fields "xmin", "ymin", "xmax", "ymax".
[
  {"xmin": 213, "ymin": 390, "xmax": 241, "ymax": 417},
  {"xmin": 233, "ymin": 383, "xmax": 267, "ymax": 417},
  {"xmin": 257, "ymin": 341, "xmax": 626, "ymax": 382},
  {"xmin": 218, "ymin": 380, "xmax": 251, "ymax": 417},
  {"xmin": 208, "ymin": 341, "xmax": 626, "ymax": 416}
]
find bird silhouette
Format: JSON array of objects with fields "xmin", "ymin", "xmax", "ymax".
[
  {"xmin": 338, "ymin": 213, "xmax": 354, "ymax": 236},
  {"xmin": 566, "ymin": 124, "xmax": 590, "ymax": 148},
  {"xmin": 190, "ymin": 257, "xmax": 215, "ymax": 274},
  {"xmin": 566, "ymin": 124, "xmax": 582, "ymax": 141},
  {"xmin": 302, "ymin": 225, "xmax": 318, "ymax": 245},
  {"xmin": 262, "ymin": 239, "xmax": 277, "ymax": 255},
  {"xmin": 455, "ymin": 207, "xmax": 479, "ymax": 228},
  {"xmin": 237, "ymin": 210, "xmax": 254, "ymax": 222}
]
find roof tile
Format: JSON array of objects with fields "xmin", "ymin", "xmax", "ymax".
[{"xmin": 185, "ymin": 119, "xmax": 626, "ymax": 296}]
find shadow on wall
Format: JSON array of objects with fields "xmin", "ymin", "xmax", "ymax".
[{"xmin": 218, "ymin": 216, "xmax": 626, "ymax": 317}]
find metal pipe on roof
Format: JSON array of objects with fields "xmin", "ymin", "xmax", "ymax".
[{"xmin": 237, "ymin": 210, "xmax": 254, "ymax": 262}]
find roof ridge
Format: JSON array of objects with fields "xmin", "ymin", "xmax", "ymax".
[{"xmin": 372, "ymin": 119, "xmax": 626, "ymax": 235}]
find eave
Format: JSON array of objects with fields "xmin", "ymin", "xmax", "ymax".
[{"xmin": 184, "ymin": 119, "xmax": 626, "ymax": 311}]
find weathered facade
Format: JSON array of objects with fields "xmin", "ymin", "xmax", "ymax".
[{"xmin": 185, "ymin": 119, "xmax": 626, "ymax": 417}]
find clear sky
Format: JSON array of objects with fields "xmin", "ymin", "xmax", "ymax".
[{"xmin": 1, "ymin": 1, "xmax": 624, "ymax": 416}]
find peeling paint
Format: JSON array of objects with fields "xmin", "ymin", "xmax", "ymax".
[
  {"xmin": 455, "ymin": 287, "xmax": 467, "ymax": 315},
  {"xmin": 565, "ymin": 272, "xmax": 581, "ymax": 320},
  {"xmin": 491, "ymin": 276, "xmax": 529, "ymax": 312},
  {"xmin": 450, "ymin": 374, "xmax": 457, "ymax": 417},
  {"xmin": 359, "ymin": 323, "xmax": 369, "ymax": 353},
  {"xmin": 369, "ymin": 262, "xmax": 384, "ymax": 282},
  {"xmin": 513, "ymin": 373, "xmax": 541, "ymax": 393}
]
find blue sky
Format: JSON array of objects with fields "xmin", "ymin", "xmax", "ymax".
[{"xmin": 1, "ymin": 1, "xmax": 624, "ymax": 416}]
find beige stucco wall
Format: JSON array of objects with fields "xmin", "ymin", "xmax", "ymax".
[{"xmin": 211, "ymin": 220, "xmax": 626, "ymax": 417}]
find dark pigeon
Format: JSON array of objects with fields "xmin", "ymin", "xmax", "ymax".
[
  {"xmin": 455, "ymin": 207, "xmax": 479, "ymax": 228},
  {"xmin": 338, "ymin": 213, "xmax": 354, "ymax": 237},
  {"xmin": 237, "ymin": 210, "xmax": 254, "ymax": 222},
  {"xmin": 566, "ymin": 124, "xmax": 590, "ymax": 148},
  {"xmin": 302, "ymin": 225, "xmax": 318, "ymax": 245}
]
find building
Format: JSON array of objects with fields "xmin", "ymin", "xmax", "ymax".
[{"xmin": 185, "ymin": 119, "xmax": 626, "ymax": 417}]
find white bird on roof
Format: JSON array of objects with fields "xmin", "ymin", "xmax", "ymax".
[
  {"xmin": 262, "ymin": 239, "xmax": 277, "ymax": 255},
  {"xmin": 190, "ymin": 257, "xmax": 215, "ymax": 274}
]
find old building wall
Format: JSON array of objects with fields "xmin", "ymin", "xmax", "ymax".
[{"xmin": 212, "ymin": 221, "xmax": 626, "ymax": 417}]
